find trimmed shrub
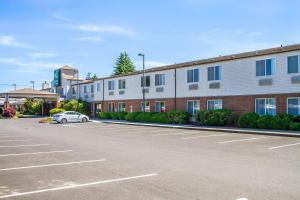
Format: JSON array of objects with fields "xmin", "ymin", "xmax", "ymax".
[
  {"xmin": 117, "ymin": 112, "xmax": 128, "ymax": 120},
  {"xmin": 196, "ymin": 109, "xmax": 233, "ymax": 126},
  {"xmin": 125, "ymin": 112, "xmax": 141, "ymax": 121},
  {"xmin": 49, "ymin": 108, "xmax": 65, "ymax": 116},
  {"xmin": 237, "ymin": 112, "xmax": 259, "ymax": 128},
  {"xmin": 150, "ymin": 112, "xmax": 172, "ymax": 124},
  {"xmin": 290, "ymin": 122, "xmax": 300, "ymax": 131},
  {"xmin": 257, "ymin": 115, "xmax": 274, "ymax": 129},
  {"xmin": 110, "ymin": 112, "xmax": 119, "ymax": 120},
  {"xmin": 3, "ymin": 107, "xmax": 16, "ymax": 118},
  {"xmin": 270, "ymin": 115, "xmax": 292, "ymax": 130},
  {"xmin": 167, "ymin": 110, "xmax": 190, "ymax": 124},
  {"xmin": 135, "ymin": 112, "xmax": 154, "ymax": 122},
  {"xmin": 98, "ymin": 112, "xmax": 111, "ymax": 119}
]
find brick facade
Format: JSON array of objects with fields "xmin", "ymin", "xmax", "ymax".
[{"xmin": 91, "ymin": 93, "xmax": 300, "ymax": 117}]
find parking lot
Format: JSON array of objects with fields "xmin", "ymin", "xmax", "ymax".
[{"xmin": 0, "ymin": 118, "xmax": 299, "ymax": 200}]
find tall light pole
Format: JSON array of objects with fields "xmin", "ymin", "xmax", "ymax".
[
  {"xmin": 30, "ymin": 81, "xmax": 35, "ymax": 89},
  {"xmin": 138, "ymin": 53, "xmax": 145, "ymax": 112},
  {"xmin": 12, "ymin": 84, "xmax": 16, "ymax": 91}
]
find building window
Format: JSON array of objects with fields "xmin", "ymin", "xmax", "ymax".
[
  {"xmin": 91, "ymin": 85, "xmax": 94, "ymax": 93},
  {"xmin": 72, "ymin": 87, "xmax": 76, "ymax": 95},
  {"xmin": 118, "ymin": 79, "xmax": 126, "ymax": 89},
  {"xmin": 187, "ymin": 69, "xmax": 199, "ymax": 83},
  {"xmin": 118, "ymin": 102, "xmax": 126, "ymax": 112},
  {"xmin": 287, "ymin": 55, "xmax": 299, "ymax": 74},
  {"xmin": 141, "ymin": 101, "xmax": 150, "ymax": 112},
  {"xmin": 108, "ymin": 80, "xmax": 115, "ymax": 90},
  {"xmin": 141, "ymin": 76, "xmax": 151, "ymax": 87},
  {"xmin": 287, "ymin": 97, "xmax": 300, "ymax": 115},
  {"xmin": 97, "ymin": 83, "xmax": 101, "ymax": 92},
  {"xmin": 84, "ymin": 86, "xmax": 87, "ymax": 93},
  {"xmin": 207, "ymin": 66, "xmax": 222, "ymax": 81},
  {"xmin": 207, "ymin": 99, "xmax": 223, "ymax": 110},
  {"xmin": 187, "ymin": 100, "xmax": 200, "ymax": 115},
  {"xmin": 155, "ymin": 101, "xmax": 165, "ymax": 112},
  {"xmin": 96, "ymin": 103, "xmax": 102, "ymax": 113},
  {"xmin": 256, "ymin": 59, "xmax": 275, "ymax": 76},
  {"xmin": 255, "ymin": 98, "xmax": 276, "ymax": 116},
  {"xmin": 155, "ymin": 74, "xmax": 165, "ymax": 86},
  {"xmin": 108, "ymin": 102, "xmax": 114, "ymax": 112}
]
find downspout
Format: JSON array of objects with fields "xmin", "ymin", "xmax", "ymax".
[
  {"xmin": 174, "ymin": 68, "xmax": 177, "ymax": 110},
  {"xmin": 102, "ymin": 79, "xmax": 105, "ymax": 112}
]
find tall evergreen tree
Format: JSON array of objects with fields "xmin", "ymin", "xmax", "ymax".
[{"xmin": 113, "ymin": 52, "xmax": 135, "ymax": 75}]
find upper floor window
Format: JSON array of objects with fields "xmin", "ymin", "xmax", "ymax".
[
  {"xmin": 155, "ymin": 74, "xmax": 165, "ymax": 86},
  {"xmin": 255, "ymin": 98, "xmax": 276, "ymax": 116},
  {"xmin": 208, "ymin": 66, "xmax": 222, "ymax": 81},
  {"xmin": 287, "ymin": 97, "xmax": 300, "ymax": 115},
  {"xmin": 287, "ymin": 55, "xmax": 299, "ymax": 74},
  {"xmin": 141, "ymin": 76, "xmax": 151, "ymax": 87},
  {"xmin": 108, "ymin": 80, "xmax": 115, "ymax": 90},
  {"xmin": 256, "ymin": 58, "xmax": 275, "ymax": 76},
  {"xmin": 97, "ymin": 83, "xmax": 101, "ymax": 92},
  {"xmin": 83, "ymin": 86, "xmax": 87, "ymax": 93},
  {"xmin": 90, "ymin": 85, "xmax": 94, "ymax": 93},
  {"xmin": 118, "ymin": 79, "xmax": 126, "ymax": 89},
  {"xmin": 187, "ymin": 69, "xmax": 199, "ymax": 83},
  {"xmin": 207, "ymin": 99, "xmax": 222, "ymax": 110}
]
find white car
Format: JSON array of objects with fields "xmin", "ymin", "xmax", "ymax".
[{"xmin": 53, "ymin": 111, "xmax": 89, "ymax": 124}]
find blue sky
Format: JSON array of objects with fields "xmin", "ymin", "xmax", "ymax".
[{"xmin": 0, "ymin": 0, "xmax": 300, "ymax": 91}]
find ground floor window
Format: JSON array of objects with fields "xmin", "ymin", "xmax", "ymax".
[
  {"xmin": 187, "ymin": 100, "xmax": 200, "ymax": 115},
  {"xmin": 207, "ymin": 99, "xmax": 222, "ymax": 110},
  {"xmin": 96, "ymin": 103, "xmax": 102, "ymax": 113},
  {"xmin": 287, "ymin": 97, "xmax": 300, "ymax": 115},
  {"xmin": 155, "ymin": 101, "xmax": 165, "ymax": 112},
  {"xmin": 255, "ymin": 98, "xmax": 276, "ymax": 116},
  {"xmin": 141, "ymin": 101, "xmax": 150, "ymax": 112},
  {"xmin": 108, "ymin": 102, "xmax": 114, "ymax": 112},
  {"xmin": 118, "ymin": 102, "xmax": 126, "ymax": 112}
]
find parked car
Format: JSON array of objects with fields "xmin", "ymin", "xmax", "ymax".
[{"xmin": 53, "ymin": 111, "xmax": 89, "ymax": 124}]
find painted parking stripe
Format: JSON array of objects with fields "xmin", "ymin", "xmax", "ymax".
[
  {"xmin": 0, "ymin": 159, "xmax": 106, "ymax": 171},
  {"xmin": 0, "ymin": 173, "xmax": 158, "ymax": 199},
  {"xmin": 152, "ymin": 132, "xmax": 186, "ymax": 136},
  {"xmin": 0, "ymin": 136, "xmax": 22, "ymax": 138},
  {"xmin": 181, "ymin": 133, "xmax": 228, "ymax": 140},
  {"xmin": 268, "ymin": 142, "xmax": 300, "ymax": 150},
  {"xmin": 218, "ymin": 137, "xmax": 267, "ymax": 144},
  {"xmin": 0, "ymin": 150, "xmax": 73, "ymax": 157},
  {"xmin": 0, "ymin": 139, "xmax": 32, "ymax": 142},
  {"xmin": 0, "ymin": 144, "xmax": 49, "ymax": 148}
]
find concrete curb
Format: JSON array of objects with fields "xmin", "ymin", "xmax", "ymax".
[{"xmin": 99, "ymin": 120, "xmax": 300, "ymax": 138}]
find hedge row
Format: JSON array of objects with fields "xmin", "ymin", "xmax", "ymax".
[
  {"xmin": 238, "ymin": 113, "xmax": 300, "ymax": 131},
  {"xmin": 98, "ymin": 110, "xmax": 189, "ymax": 124},
  {"xmin": 196, "ymin": 109, "xmax": 233, "ymax": 126}
]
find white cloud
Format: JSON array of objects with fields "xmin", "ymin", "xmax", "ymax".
[
  {"xmin": 0, "ymin": 57, "xmax": 70, "ymax": 74},
  {"xmin": 0, "ymin": 35, "xmax": 32, "ymax": 48},
  {"xmin": 75, "ymin": 36, "xmax": 103, "ymax": 42},
  {"xmin": 73, "ymin": 24, "xmax": 136, "ymax": 37},
  {"xmin": 29, "ymin": 52, "xmax": 57, "ymax": 58}
]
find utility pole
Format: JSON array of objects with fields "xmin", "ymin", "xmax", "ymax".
[
  {"xmin": 30, "ymin": 81, "xmax": 35, "ymax": 89},
  {"xmin": 12, "ymin": 84, "xmax": 16, "ymax": 91},
  {"xmin": 138, "ymin": 53, "xmax": 145, "ymax": 112}
]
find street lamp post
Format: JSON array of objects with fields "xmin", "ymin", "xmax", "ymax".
[
  {"xmin": 12, "ymin": 84, "xmax": 16, "ymax": 91},
  {"xmin": 138, "ymin": 53, "xmax": 145, "ymax": 112},
  {"xmin": 30, "ymin": 81, "xmax": 35, "ymax": 89}
]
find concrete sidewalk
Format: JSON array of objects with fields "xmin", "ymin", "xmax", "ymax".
[{"xmin": 92, "ymin": 119, "xmax": 300, "ymax": 138}]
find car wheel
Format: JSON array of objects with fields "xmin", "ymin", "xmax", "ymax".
[
  {"xmin": 82, "ymin": 117, "xmax": 88, "ymax": 123},
  {"xmin": 61, "ymin": 118, "xmax": 67, "ymax": 124}
]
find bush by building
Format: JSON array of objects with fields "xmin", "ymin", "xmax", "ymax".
[
  {"xmin": 290, "ymin": 122, "xmax": 300, "ymax": 131},
  {"xmin": 60, "ymin": 99, "xmax": 89, "ymax": 115},
  {"xmin": 3, "ymin": 107, "xmax": 16, "ymax": 118},
  {"xmin": 49, "ymin": 108, "xmax": 65, "ymax": 115},
  {"xmin": 237, "ymin": 112, "xmax": 260, "ymax": 128},
  {"xmin": 196, "ymin": 109, "xmax": 233, "ymax": 126},
  {"xmin": 23, "ymin": 98, "xmax": 42, "ymax": 115},
  {"xmin": 98, "ymin": 112, "xmax": 111, "ymax": 119},
  {"xmin": 167, "ymin": 110, "xmax": 190, "ymax": 124}
]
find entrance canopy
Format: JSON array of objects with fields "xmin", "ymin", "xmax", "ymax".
[{"xmin": 0, "ymin": 88, "xmax": 59, "ymax": 100}]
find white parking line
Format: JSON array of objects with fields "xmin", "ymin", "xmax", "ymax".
[
  {"xmin": 0, "ymin": 144, "xmax": 49, "ymax": 148},
  {"xmin": 152, "ymin": 132, "xmax": 185, "ymax": 136},
  {"xmin": 218, "ymin": 137, "xmax": 267, "ymax": 144},
  {"xmin": 268, "ymin": 142, "xmax": 300, "ymax": 150},
  {"xmin": 0, "ymin": 136, "xmax": 22, "ymax": 138},
  {"xmin": 0, "ymin": 150, "xmax": 73, "ymax": 157},
  {"xmin": 0, "ymin": 139, "xmax": 32, "ymax": 142},
  {"xmin": 0, "ymin": 173, "xmax": 158, "ymax": 199},
  {"xmin": 181, "ymin": 133, "xmax": 228, "ymax": 140},
  {"xmin": 0, "ymin": 159, "xmax": 106, "ymax": 171}
]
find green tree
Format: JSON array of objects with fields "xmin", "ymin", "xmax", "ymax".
[
  {"xmin": 86, "ymin": 72, "xmax": 92, "ymax": 80},
  {"xmin": 113, "ymin": 52, "xmax": 135, "ymax": 75},
  {"xmin": 92, "ymin": 74, "xmax": 98, "ymax": 81}
]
